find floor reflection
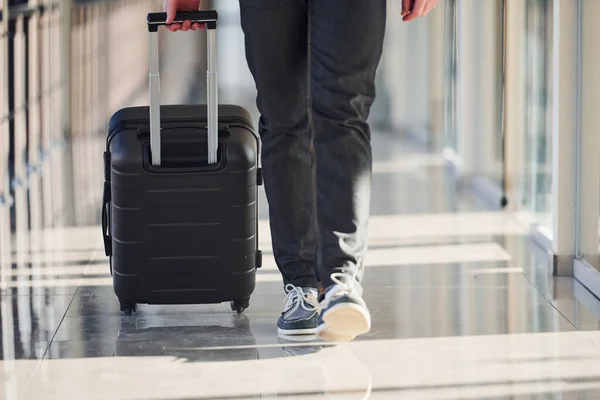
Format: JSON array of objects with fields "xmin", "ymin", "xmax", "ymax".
[
  {"xmin": 2, "ymin": 139, "xmax": 600, "ymax": 398},
  {"xmin": 17, "ymin": 331, "xmax": 600, "ymax": 400},
  {"xmin": 115, "ymin": 315, "xmax": 258, "ymax": 362}
]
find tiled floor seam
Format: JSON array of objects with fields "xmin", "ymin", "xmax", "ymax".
[
  {"xmin": 21, "ymin": 247, "xmax": 99, "ymax": 400},
  {"xmin": 508, "ymin": 257, "xmax": 577, "ymax": 328},
  {"xmin": 513, "ymin": 256, "xmax": 600, "ymax": 353}
]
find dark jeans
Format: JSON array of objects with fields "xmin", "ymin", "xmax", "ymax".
[{"xmin": 239, "ymin": 0, "xmax": 386, "ymax": 290}]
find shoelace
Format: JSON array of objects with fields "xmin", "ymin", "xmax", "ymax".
[
  {"xmin": 321, "ymin": 272, "xmax": 357, "ymax": 308},
  {"xmin": 330, "ymin": 271, "xmax": 357, "ymax": 295},
  {"xmin": 331, "ymin": 272, "xmax": 353, "ymax": 291},
  {"xmin": 283, "ymin": 284, "xmax": 320, "ymax": 313}
]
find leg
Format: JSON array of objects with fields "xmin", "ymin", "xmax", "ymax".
[
  {"xmin": 239, "ymin": 0, "xmax": 316, "ymax": 289},
  {"xmin": 239, "ymin": 0, "xmax": 320, "ymax": 337},
  {"xmin": 310, "ymin": 0, "xmax": 386, "ymax": 289},
  {"xmin": 309, "ymin": 0, "xmax": 387, "ymax": 340}
]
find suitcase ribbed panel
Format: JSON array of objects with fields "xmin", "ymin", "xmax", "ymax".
[{"xmin": 106, "ymin": 104, "xmax": 259, "ymax": 305}]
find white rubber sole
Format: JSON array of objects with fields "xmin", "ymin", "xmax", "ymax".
[
  {"xmin": 278, "ymin": 333, "xmax": 318, "ymax": 343},
  {"xmin": 277, "ymin": 326, "xmax": 318, "ymax": 336},
  {"xmin": 316, "ymin": 302, "xmax": 371, "ymax": 342}
]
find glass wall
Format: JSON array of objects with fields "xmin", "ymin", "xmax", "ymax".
[
  {"xmin": 476, "ymin": 0, "xmax": 504, "ymax": 187},
  {"xmin": 520, "ymin": 0, "xmax": 554, "ymax": 236},
  {"xmin": 578, "ymin": 0, "xmax": 600, "ymax": 272},
  {"xmin": 442, "ymin": 0, "xmax": 504, "ymax": 189},
  {"xmin": 569, "ymin": 0, "xmax": 600, "ymax": 297},
  {"xmin": 442, "ymin": 0, "xmax": 555, "ymax": 236},
  {"xmin": 444, "ymin": 0, "xmax": 458, "ymax": 152}
]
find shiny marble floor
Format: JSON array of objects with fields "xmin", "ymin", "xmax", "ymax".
[{"xmin": 2, "ymin": 133, "xmax": 600, "ymax": 400}]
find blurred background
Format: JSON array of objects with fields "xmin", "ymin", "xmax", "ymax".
[
  {"xmin": 3, "ymin": 0, "xmax": 596, "ymax": 273},
  {"xmin": 2, "ymin": 0, "xmax": 600, "ymax": 398},
  {"xmin": 0, "ymin": 0, "xmax": 557, "ymax": 232}
]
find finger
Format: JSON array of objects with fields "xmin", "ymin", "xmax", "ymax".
[
  {"xmin": 401, "ymin": 0, "xmax": 413, "ymax": 16},
  {"xmin": 192, "ymin": 22, "xmax": 201, "ymax": 30},
  {"xmin": 168, "ymin": 23, "xmax": 181, "ymax": 32},
  {"xmin": 181, "ymin": 19, "xmax": 192, "ymax": 31},
  {"xmin": 403, "ymin": 0, "xmax": 424, "ymax": 21},
  {"xmin": 424, "ymin": 0, "xmax": 438, "ymax": 15},
  {"xmin": 403, "ymin": 10, "xmax": 418, "ymax": 21},
  {"xmin": 166, "ymin": 0, "xmax": 177, "ymax": 24},
  {"xmin": 412, "ymin": 0, "xmax": 427, "ymax": 17}
]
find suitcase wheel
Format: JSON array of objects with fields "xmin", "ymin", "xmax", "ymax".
[
  {"xmin": 230, "ymin": 298, "xmax": 250, "ymax": 314},
  {"xmin": 120, "ymin": 301, "xmax": 137, "ymax": 316}
]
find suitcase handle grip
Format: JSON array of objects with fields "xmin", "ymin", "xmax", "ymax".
[
  {"xmin": 147, "ymin": 11, "xmax": 218, "ymax": 31},
  {"xmin": 147, "ymin": 11, "xmax": 219, "ymax": 166}
]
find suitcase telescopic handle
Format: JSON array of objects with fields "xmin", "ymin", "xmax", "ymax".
[{"xmin": 146, "ymin": 11, "xmax": 219, "ymax": 166}]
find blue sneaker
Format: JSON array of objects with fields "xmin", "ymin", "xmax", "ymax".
[
  {"xmin": 277, "ymin": 284, "xmax": 320, "ymax": 336},
  {"xmin": 317, "ymin": 273, "xmax": 371, "ymax": 342}
]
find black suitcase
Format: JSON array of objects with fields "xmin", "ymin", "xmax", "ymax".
[{"xmin": 101, "ymin": 11, "xmax": 262, "ymax": 315}]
